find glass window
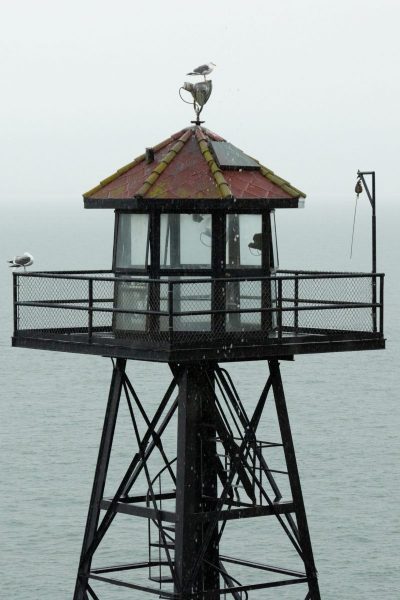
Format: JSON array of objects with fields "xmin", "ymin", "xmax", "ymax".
[
  {"xmin": 159, "ymin": 276, "xmax": 211, "ymax": 332},
  {"xmin": 160, "ymin": 214, "xmax": 211, "ymax": 268},
  {"xmin": 226, "ymin": 214, "xmax": 263, "ymax": 268},
  {"xmin": 115, "ymin": 214, "xmax": 150, "ymax": 269},
  {"xmin": 113, "ymin": 279, "xmax": 149, "ymax": 332},
  {"xmin": 226, "ymin": 281, "xmax": 262, "ymax": 331}
]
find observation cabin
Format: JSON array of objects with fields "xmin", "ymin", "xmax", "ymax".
[{"xmin": 12, "ymin": 126, "xmax": 385, "ymax": 362}]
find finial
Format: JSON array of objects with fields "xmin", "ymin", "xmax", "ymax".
[{"xmin": 179, "ymin": 62, "xmax": 215, "ymax": 125}]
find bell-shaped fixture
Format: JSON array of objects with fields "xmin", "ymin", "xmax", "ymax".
[{"xmin": 248, "ymin": 232, "xmax": 262, "ymax": 251}]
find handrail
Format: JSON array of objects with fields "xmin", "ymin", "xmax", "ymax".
[
  {"xmin": 13, "ymin": 270, "xmax": 385, "ymax": 340},
  {"xmin": 14, "ymin": 270, "xmax": 385, "ymax": 284}
]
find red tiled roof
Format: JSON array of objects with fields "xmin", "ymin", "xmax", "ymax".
[{"xmin": 84, "ymin": 126, "xmax": 305, "ymax": 202}]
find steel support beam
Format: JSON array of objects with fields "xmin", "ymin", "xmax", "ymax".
[
  {"xmin": 174, "ymin": 364, "xmax": 220, "ymax": 598},
  {"xmin": 269, "ymin": 359, "xmax": 321, "ymax": 599},
  {"xmin": 73, "ymin": 357, "xmax": 126, "ymax": 600}
]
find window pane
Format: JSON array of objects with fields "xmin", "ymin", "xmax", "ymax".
[
  {"xmin": 226, "ymin": 214, "xmax": 262, "ymax": 267},
  {"xmin": 115, "ymin": 214, "xmax": 150, "ymax": 269},
  {"xmin": 113, "ymin": 279, "xmax": 149, "ymax": 332},
  {"xmin": 165, "ymin": 276, "xmax": 211, "ymax": 332},
  {"xmin": 226, "ymin": 281, "xmax": 262, "ymax": 331},
  {"xmin": 160, "ymin": 214, "xmax": 211, "ymax": 268}
]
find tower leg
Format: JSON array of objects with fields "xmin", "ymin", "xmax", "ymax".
[
  {"xmin": 174, "ymin": 364, "xmax": 220, "ymax": 599},
  {"xmin": 269, "ymin": 359, "xmax": 321, "ymax": 599},
  {"xmin": 73, "ymin": 358, "xmax": 126, "ymax": 600}
]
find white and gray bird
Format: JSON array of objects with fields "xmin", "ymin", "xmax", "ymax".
[
  {"xmin": 7, "ymin": 252, "xmax": 34, "ymax": 271},
  {"xmin": 187, "ymin": 62, "xmax": 216, "ymax": 80}
]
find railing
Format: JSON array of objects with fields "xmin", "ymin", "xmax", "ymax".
[{"xmin": 13, "ymin": 270, "xmax": 384, "ymax": 346}]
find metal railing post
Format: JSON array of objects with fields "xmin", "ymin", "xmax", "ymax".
[
  {"xmin": 372, "ymin": 274, "xmax": 377, "ymax": 333},
  {"xmin": 379, "ymin": 275, "xmax": 384, "ymax": 336},
  {"xmin": 88, "ymin": 279, "xmax": 93, "ymax": 340},
  {"xmin": 294, "ymin": 276, "xmax": 299, "ymax": 332},
  {"xmin": 277, "ymin": 278, "xmax": 283, "ymax": 339},
  {"xmin": 13, "ymin": 272, "xmax": 19, "ymax": 336},
  {"xmin": 168, "ymin": 281, "xmax": 174, "ymax": 345}
]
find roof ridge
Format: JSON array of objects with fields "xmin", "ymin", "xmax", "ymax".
[
  {"xmin": 258, "ymin": 164, "xmax": 306, "ymax": 198},
  {"xmin": 135, "ymin": 128, "xmax": 192, "ymax": 198},
  {"xmin": 83, "ymin": 127, "xmax": 190, "ymax": 198},
  {"xmin": 195, "ymin": 128, "xmax": 232, "ymax": 199},
  {"xmin": 201, "ymin": 127, "xmax": 226, "ymax": 142},
  {"xmin": 243, "ymin": 146, "xmax": 306, "ymax": 198}
]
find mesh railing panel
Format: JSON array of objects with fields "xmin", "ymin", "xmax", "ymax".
[
  {"xmin": 174, "ymin": 281, "xmax": 212, "ymax": 332},
  {"xmin": 14, "ymin": 272, "xmax": 383, "ymax": 347},
  {"xmin": 280, "ymin": 275, "xmax": 375, "ymax": 332}
]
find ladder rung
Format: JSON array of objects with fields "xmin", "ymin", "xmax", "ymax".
[
  {"xmin": 162, "ymin": 524, "xmax": 176, "ymax": 532},
  {"xmin": 149, "ymin": 575, "xmax": 174, "ymax": 583},
  {"xmin": 150, "ymin": 542, "xmax": 175, "ymax": 549}
]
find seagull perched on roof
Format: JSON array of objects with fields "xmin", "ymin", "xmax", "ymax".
[
  {"xmin": 187, "ymin": 62, "xmax": 216, "ymax": 81},
  {"xmin": 7, "ymin": 252, "xmax": 34, "ymax": 271}
]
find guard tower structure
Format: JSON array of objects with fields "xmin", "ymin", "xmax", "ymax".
[{"xmin": 12, "ymin": 117, "xmax": 385, "ymax": 599}]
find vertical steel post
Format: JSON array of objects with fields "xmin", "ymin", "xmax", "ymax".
[
  {"xmin": 294, "ymin": 276, "xmax": 299, "ymax": 332},
  {"xmin": 13, "ymin": 272, "xmax": 19, "ymax": 336},
  {"xmin": 168, "ymin": 281, "xmax": 174, "ymax": 345},
  {"xmin": 88, "ymin": 278, "xmax": 93, "ymax": 340},
  {"xmin": 268, "ymin": 359, "xmax": 321, "ymax": 599},
  {"xmin": 261, "ymin": 212, "xmax": 273, "ymax": 332},
  {"xmin": 174, "ymin": 365, "xmax": 219, "ymax": 599},
  {"xmin": 371, "ymin": 171, "xmax": 376, "ymax": 275},
  {"xmin": 174, "ymin": 365, "xmax": 204, "ymax": 598},
  {"xmin": 226, "ymin": 214, "xmax": 241, "ymax": 330},
  {"xmin": 277, "ymin": 278, "xmax": 283, "ymax": 338},
  {"xmin": 211, "ymin": 213, "xmax": 226, "ymax": 336},
  {"xmin": 73, "ymin": 357, "xmax": 126, "ymax": 600},
  {"xmin": 379, "ymin": 274, "xmax": 384, "ymax": 336},
  {"xmin": 200, "ymin": 367, "xmax": 220, "ymax": 598},
  {"xmin": 371, "ymin": 172, "xmax": 377, "ymax": 332},
  {"xmin": 358, "ymin": 170, "xmax": 377, "ymax": 332}
]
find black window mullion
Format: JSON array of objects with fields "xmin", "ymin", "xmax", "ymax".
[
  {"xmin": 149, "ymin": 211, "xmax": 160, "ymax": 333},
  {"xmin": 262, "ymin": 211, "xmax": 273, "ymax": 331},
  {"xmin": 212, "ymin": 213, "xmax": 226, "ymax": 335}
]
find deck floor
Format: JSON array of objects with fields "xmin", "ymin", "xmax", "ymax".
[{"xmin": 13, "ymin": 328, "xmax": 385, "ymax": 363}]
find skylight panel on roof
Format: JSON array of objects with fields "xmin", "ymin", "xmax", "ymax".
[{"xmin": 209, "ymin": 141, "xmax": 260, "ymax": 170}]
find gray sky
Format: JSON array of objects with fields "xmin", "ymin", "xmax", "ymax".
[{"xmin": 1, "ymin": 0, "xmax": 399, "ymax": 204}]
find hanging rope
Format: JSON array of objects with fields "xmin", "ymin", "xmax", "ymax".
[{"xmin": 350, "ymin": 179, "xmax": 363, "ymax": 259}]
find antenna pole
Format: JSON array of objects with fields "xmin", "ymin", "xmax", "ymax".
[{"xmin": 357, "ymin": 170, "xmax": 377, "ymax": 331}]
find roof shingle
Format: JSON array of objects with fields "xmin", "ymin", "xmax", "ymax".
[{"xmin": 84, "ymin": 126, "xmax": 306, "ymax": 202}]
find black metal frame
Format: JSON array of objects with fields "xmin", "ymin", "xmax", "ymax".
[
  {"xmin": 357, "ymin": 171, "xmax": 377, "ymax": 331},
  {"xmin": 73, "ymin": 358, "xmax": 320, "ymax": 600},
  {"xmin": 12, "ymin": 269, "xmax": 385, "ymax": 363},
  {"xmin": 112, "ymin": 209, "xmax": 273, "ymax": 278},
  {"xmin": 84, "ymin": 197, "xmax": 302, "ymax": 211}
]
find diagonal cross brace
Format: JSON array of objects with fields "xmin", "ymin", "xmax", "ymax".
[
  {"xmin": 206, "ymin": 369, "xmax": 302, "ymax": 556},
  {"xmin": 216, "ymin": 366, "xmax": 300, "ymax": 543},
  {"xmin": 182, "ymin": 370, "xmax": 280, "ymax": 594},
  {"xmin": 77, "ymin": 367, "xmax": 182, "ymax": 582}
]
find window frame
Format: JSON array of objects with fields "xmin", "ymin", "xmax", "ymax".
[{"xmin": 113, "ymin": 209, "xmax": 275, "ymax": 277}]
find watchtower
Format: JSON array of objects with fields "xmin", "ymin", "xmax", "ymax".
[{"xmin": 12, "ymin": 83, "xmax": 385, "ymax": 599}]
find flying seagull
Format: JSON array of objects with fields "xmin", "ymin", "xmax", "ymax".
[
  {"xmin": 187, "ymin": 62, "xmax": 216, "ymax": 80},
  {"xmin": 7, "ymin": 252, "xmax": 34, "ymax": 271}
]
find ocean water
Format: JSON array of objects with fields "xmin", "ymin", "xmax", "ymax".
[{"xmin": 0, "ymin": 196, "xmax": 399, "ymax": 599}]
